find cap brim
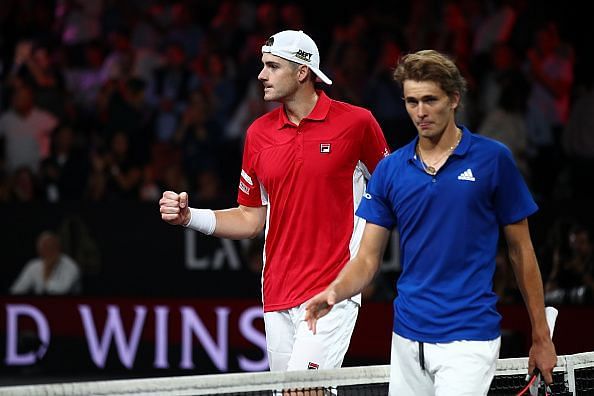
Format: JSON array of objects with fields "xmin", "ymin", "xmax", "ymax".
[{"xmin": 310, "ymin": 67, "xmax": 332, "ymax": 85}]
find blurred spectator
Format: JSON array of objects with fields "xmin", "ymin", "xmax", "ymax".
[
  {"xmin": 479, "ymin": 71, "xmax": 531, "ymax": 179},
  {"xmin": 64, "ymin": 40, "xmax": 107, "ymax": 112},
  {"xmin": 9, "ymin": 166, "xmax": 39, "ymax": 202},
  {"xmin": 149, "ymin": 40, "xmax": 192, "ymax": 143},
  {"xmin": 562, "ymin": 83, "xmax": 594, "ymax": 200},
  {"xmin": 38, "ymin": 157, "xmax": 61, "ymax": 202},
  {"xmin": 235, "ymin": 2, "xmax": 279, "ymax": 97},
  {"xmin": 226, "ymin": 79, "xmax": 275, "ymax": 141},
  {"xmin": 477, "ymin": 42, "xmax": 521, "ymax": 117},
  {"xmin": 58, "ymin": 215, "xmax": 102, "ymax": 278},
  {"xmin": 435, "ymin": 1, "xmax": 472, "ymax": 70},
  {"xmin": 192, "ymin": 51, "xmax": 237, "ymax": 132},
  {"xmin": 43, "ymin": 124, "xmax": 90, "ymax": 201},
  {"xmin": 173, "ymin": 88, "xmax": 222, "ymax": 182},
  {"xmin": 329, "ymin": 42, "xmax": 369, "ymax": 105},
  {"xmin": 85, "ymin": 130, "xmax": 142, "ymax": 202},
  {"xmin": 100, "ymin": 27, "xmax": 136, "ymax": 83},
  {"xmin": 100, "ymin": 77, "xmax": 152, "ymax": 164},
  {"xmin": 432, "ymin": 1, "xmax": 476, "ymax": 126},
  {"xmin": 191, "ymin": 168, "xmax": 223, "ymax": 204},
  {"xmin": 403, "ymin": 0, "xmax": 436, "ymax": 52},
  {"xmin": 160, "ymin": 162, "xmax": 188, "ymax": 195},
  {"xmin": 55, "ymin": 0, "xmax": 103, "ymax": 46},
  {"xmin": 86, "ymin": 147, "xmax": 108, "ymax": 201},
  {"xmin": 10, "ymin": 230, "xmax": 81, "ymax": 295},
  {"xmin": 139, "ymin": 164, "xmax": 162, "ymax": 202},
  {"xmin": 472, "ymin": 0, "xmax": 518, "ymax": 57},
  {"xmin": 364, "ymin": 38, "xmax": 416, "ymax": 149},
  {"xmin": 545, "ymin": 224, "xmax": 594, "ymax": 304},
  {"xmin": 103, "ymin": 131, "xmax": 142, "ymax": 201},
  {"xmin": 525, "ymin": 21, "xmax": 574, "ymax": 200},
  {"xmin": 130, "ymin": 3, "xmax": 164, "ymax": 52},
  {"xmin": 0, "ymin": 84, "xmax": 58, "ymax": 173},
  {"xmin": 9, "ymin": 40, "xmax": 69, "ymax": 119},
  {"xmin": 328, "ymin": 15, "xmax": 372, "ymax": 105},
  {"xmin": 209, "ymin": 1, "xmax": 244, "ymax": 56},
  {"xmin": 280, "ymin": 3, "xmax": 306, "ymax": 31},
  {"xmin": 164, "ymin": 2, "xmax": 203, "ymax": 60}
]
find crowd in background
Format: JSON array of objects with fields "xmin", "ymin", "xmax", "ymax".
[{"xmin": 0, "ymin": 0, "xmax": 592, "ymax": 303}]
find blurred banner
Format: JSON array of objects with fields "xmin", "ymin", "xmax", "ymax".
[
  {"xmin": 1, "ymin": 297, "xmax": 593, "ymax": 384},
  {"xmin": 0, "ymin": 297, "xmax": 269, "ymax": 378}
]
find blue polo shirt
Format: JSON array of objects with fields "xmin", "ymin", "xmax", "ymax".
[{"xmin": 357, "ymin": 126, "xmax": 537, "ymax": 343}]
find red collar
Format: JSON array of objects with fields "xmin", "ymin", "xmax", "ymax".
[{"xmin": 277, "ymin": 90, "xmax": 331, "ymax": 129}]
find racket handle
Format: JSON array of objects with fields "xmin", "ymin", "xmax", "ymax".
[{"xmin": 524, "ymin": 307, "xmax": 558, "ymax": 395}]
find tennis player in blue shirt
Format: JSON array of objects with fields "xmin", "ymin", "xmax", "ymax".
[{"xmin": 305, "ymin": 50, "xmax": 557, "ymax": 395}]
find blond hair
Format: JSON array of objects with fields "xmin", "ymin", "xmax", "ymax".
[{"xmin": 393, "ymin": 50, "xmax": 467, "ymax": 99}]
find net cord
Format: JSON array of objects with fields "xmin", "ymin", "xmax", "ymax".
[{"xmin": 1, "ymin": 352, "xmax": 592, "ymax": 396}]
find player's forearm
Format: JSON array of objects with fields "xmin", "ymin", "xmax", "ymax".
[
  {"xmin": 331, "ymin": 254, "xmax": 381, "ymax": 303},
  {"xmin": 509, "ymin": 248, "xmax": 550, "ymax": 342},
  {"xmin": 212, "ymin": 207, "xmax": 265, "ymax": 239}
]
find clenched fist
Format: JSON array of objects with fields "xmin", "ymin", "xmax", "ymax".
[{"xmin": 159, "ymin": 191, "xmax": 190, "ymax": 226}]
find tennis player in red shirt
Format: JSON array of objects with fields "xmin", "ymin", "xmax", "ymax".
[{"xmin": 160, "ymin": 30, "xmax": 389, "ymax": 372}]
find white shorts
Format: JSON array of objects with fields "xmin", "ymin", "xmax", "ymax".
[
  {"xmin": 389, "ymin": 332, "xmax": 501, "ymax": 396},
  {"xmin": 264, "ymin": 299, "xmax": 359, "ymax": 371}
]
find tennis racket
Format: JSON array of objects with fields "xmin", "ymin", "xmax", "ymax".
[{"xmin": 516, "ymin": 306, "xmax": 558, "ymax": 396}]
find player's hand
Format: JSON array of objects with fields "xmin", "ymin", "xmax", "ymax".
[
  {"xmin": 528, "ymin": 338, "xmax": 557, "ymax": 385},
  {"xmin": 304, "ymin": 289, "xmax": 338, "ymax": 334},
  {"xmin": 159, "ymin": 191, "xmax": 191, "ymax": 226}
]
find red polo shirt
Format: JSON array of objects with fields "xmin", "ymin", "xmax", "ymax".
[{"xmin": 238, "ymin": 91, "xmax": 389, "ymax": 312}]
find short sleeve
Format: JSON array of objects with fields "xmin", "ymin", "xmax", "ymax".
[
  {"xmin": 493, "ymin": 146, "xmax": 538, "ymax": 225},
  {"xmin": 237, "ymin": 129, "xmax": 266, "ymax": 207},
  {"xmin": 356, "ymin": 159, "xmax": 396, "ymax": 230},
  {"xmin": 359, "ymin": 111, "xmax": 390, "ymax": 174}
]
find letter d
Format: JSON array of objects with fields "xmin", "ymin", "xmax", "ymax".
[{"xmin": 5, "ymin": 304, "xmax": 50, "ymax": 365}]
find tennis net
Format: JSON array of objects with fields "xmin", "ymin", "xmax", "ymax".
[{"xmin": 1, "ymin": 351, "xmax": 593, "ymax": 395}]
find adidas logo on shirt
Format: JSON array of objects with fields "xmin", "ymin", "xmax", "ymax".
[{"xmin": 457, "ymin": 168, "xmax": 476, "ymax": 181}]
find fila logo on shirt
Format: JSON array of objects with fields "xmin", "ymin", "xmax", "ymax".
[
  {"xmin": 307, "ymin": 361, "xmax": 319, "ymax": 370},
  {"xmin": 320, "ymin": 143, "xmax": 331, "ymax": 153},
  {"xmin": 457, "ymin": 168, "xmax": 476, "ymax": 182}
]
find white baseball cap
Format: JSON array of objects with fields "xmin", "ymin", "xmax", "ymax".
[{"xmin": 261, "ymin": 30, "xmax": 332, "ymax": 85}]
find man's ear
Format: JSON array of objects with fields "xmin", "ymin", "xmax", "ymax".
[
  {"xmin": 297, "ymin": 65, "xmax": 310, "ymax": 83},
  {"xmin": 450, "ymin": 91, "xmax": 461, "ymax": 110}
]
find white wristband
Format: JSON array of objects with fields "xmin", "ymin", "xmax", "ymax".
[{"xmin": 184, "ymin": 208, "xmax": 216, "ymax": 235}]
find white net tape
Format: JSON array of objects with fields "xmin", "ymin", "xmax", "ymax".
[{"xmin": 1, "ymin": 352, "xmax": 592, "ymax": 396}]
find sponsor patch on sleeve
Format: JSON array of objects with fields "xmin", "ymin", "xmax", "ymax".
[
  {"xmin": 239, "ymin": 180, "xmax": 251, "ymax": 195},
  {"xmin": 241, "ymin": 169, "xmax": 253, "ymax": 186}
]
